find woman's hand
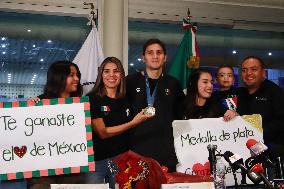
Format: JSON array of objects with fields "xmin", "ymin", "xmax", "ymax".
[
  {"xmin": 131, "ymin": 109, "xmax": 154, "ymax": 126},
  {"xmin": 223, "ymin": 109, "xmax": 239, "ymax": 121}
]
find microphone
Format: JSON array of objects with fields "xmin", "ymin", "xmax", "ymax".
[
  {"xmin": 251, "ymin": 163, "xmax": 264, "ymax": 173},
  {"xmin": 207, "ymin": 144, "xmax": 217, "ymax": 175},
  {"xmin": 245, "ymin": 156, "xmax": 260, "ymax": 170},
  {"xmin": 246, "ymin": 139, "xmax": 274, "ymax": 166},
  {"xmin": 246, "ymin": 157, "xmax": 274, "ymax": 189},
  {"xmin": 276, "ymin": 157, "xmax": 284, "ymax": 179},
  {"xmin": 251, "ymin": 163, "xmax": 273, "ymax": 189},
  {"xmin": 223, "ymin": 151, "xmax": 247, "ymax": 171},
  {"xmin": 223, "ymin": 151, "xmax": 262, "ymax": 184}
]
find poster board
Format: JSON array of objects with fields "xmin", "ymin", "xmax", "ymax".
[
  {"xmin": 0, "ymin": 97, "xmax": 94, "ymax": 180},
  {"xmin": 173, "ymin": 115, "xmax": 263, "ymax": 186}
]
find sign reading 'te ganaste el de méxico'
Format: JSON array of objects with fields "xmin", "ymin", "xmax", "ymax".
[
  {"xmin": 0, "ymin": 97, "xmax": 94, "ymax": 180},
  {"xmin": 173, "ymin": 115, "xmax": 263, "ymax": 186}
]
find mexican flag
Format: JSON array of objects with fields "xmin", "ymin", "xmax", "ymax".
[{"xmin": 168, "ymin": 18, "xmax": 200, "ymax": 89}]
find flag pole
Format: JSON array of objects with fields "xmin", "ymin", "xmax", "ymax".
[
  {"xmin": 168, "ymin": 8, "xmax": 200, "ymax": 89},
  {"xmin": 73, "ymin": 2, "xmax": 104, "ymax": 95},
  {"xmin": 84, "ymin": 2, "xmax": 97, "ymax": 26},
  {"xmin": 187, "ymin": 8, "xmax": 192, "ymax": 24}
]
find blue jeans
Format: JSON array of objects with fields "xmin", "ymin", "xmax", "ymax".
[{"xmin": 86, "ymin": 158, "xmax": 116, "ymax": 189}]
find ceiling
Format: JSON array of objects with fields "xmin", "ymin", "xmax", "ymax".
[
  {"xmin": 1, "ymin": 0, "xmax": 284, "ymax": 31},
  {"xmin": 0, "ymin": 0, "xmax": 284, "ymax": 89}
]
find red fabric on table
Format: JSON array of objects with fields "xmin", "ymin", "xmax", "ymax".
[{"xmin": 113, "ymin": 150, "xmax": 167, "ymax": 189}]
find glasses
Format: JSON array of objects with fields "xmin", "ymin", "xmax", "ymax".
[
  {"xmin": 103, "ymin": 69, "xmax": 121, "ymax": 77},
  {"xmin": 145, "ymin": 50, "xmax": 164, "ymax": 56}
]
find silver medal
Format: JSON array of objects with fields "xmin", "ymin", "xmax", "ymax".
[{"xmin": 143, "ymin": 107, "xmax": 156, "ymax": 116}]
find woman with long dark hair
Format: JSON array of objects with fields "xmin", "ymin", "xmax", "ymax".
[
  {"xmin": 183, "ymin": 68, "xmax": 238, "ymax": 120},
  {"xmin": 28, "ymin": 60, "xmax": 86, "ymax": 189},
  {"xmin": 40, "ymin": 60, "xmax": 83, "ymax": 98}
]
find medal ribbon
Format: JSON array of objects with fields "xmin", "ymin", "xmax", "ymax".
[{"xmin": 145, "ymin": 72, "xmax": 158, "ymax": 107}]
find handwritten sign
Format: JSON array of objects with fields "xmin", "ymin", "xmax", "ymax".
[
  {"xmin": 172, "ymin": 115, "xmax": 263, "ymax": 186},
  {"xmin": 0, "ymin": 97, "xmax": 94, "ymax": 180}
]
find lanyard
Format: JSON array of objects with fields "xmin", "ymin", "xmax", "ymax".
[{"xmin": 145, "ymin": 72, "xmax": 159, "ymax": 107}]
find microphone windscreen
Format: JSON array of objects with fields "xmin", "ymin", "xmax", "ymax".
[
  {"xmin": 246, "ymin": 138, "xmax": 258, "ymax": 149},
  {"xmin": 251, "ymin": 163, "xmax": 264, "ymax": 173}
]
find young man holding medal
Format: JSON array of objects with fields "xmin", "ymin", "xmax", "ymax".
[{"xmin": 126, "ymin": 38, "xmax": 185, "ymax": 172}]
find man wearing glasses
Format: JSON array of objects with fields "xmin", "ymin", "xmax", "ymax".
[{"xmin": 126, "ymin": 38, "xmax": 185, "ymax": 172}]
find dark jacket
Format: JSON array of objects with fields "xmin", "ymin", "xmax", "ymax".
[
  {"xmin": 213, "ymin": 87, "xmax": 247, "ymax": 114},
  {"xmin": 126, "ymin": 72, "xmax": 185, "ymax": 171},
  {"xmin": 183, "ymin": 98, "xmax": 226, "ymax": 120},
  {"xmin": 239, "ymin": 79, "xmax": 284, "ymax": 157}
]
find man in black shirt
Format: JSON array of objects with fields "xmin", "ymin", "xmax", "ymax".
[
  {"xmin": 126, "ymin": 39, "xmax": 185, "ymax": 172},
  {"xmin": 240, "ymin": 56, "xmax": 284, "ymax": 158}
]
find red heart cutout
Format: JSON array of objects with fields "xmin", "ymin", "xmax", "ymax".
[
  {"xmin": 14, "ymin": 146, "xmax": 27, "ymax": 158},
  {"xmin": 192, "ymin": 161, "xmax": 211, "ymax": 176}
]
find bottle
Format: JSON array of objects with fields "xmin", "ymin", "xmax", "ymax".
[{"xmin": 214, "ymin": 156, "xmax": 226, "ymax": 189}]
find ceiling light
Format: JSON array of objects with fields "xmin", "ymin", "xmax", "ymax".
[
  {"xmin": 130, "ymin": 63, "xmax": 134, "ymax": 66},
  {"xmin": 137, "ymin": 58, "xmax": 142, "ymax": 62},
  {"xmin": 268, "ymin": 52, "xmax": 272, "ymax": 56},
  {"xmin": 232, "ymin": 50, "xmax": 237, "ymax": 54},
  {"xmin": 2, "ymin": 51, "xmax": 6, "ymax": 54},
  {"xmin": 33, "ymin": 44, "xmax": 36, "ymax": 47},
  {"xmin": 27, "ymin": 29, "xmax": 31, "ymax": 32},
  {"xmin": 1, "ymin": 44, "xmax": 6, "ymax": 48},
  {"xmin": 40, "ymin": 58, "xmax": 44, "ymax": 62},
  {"xmin": 47, "ymin": 40, "xmax": 52, "ymax": 43},
  {"xmin": 1, "ymin": 37, "xmax": 5, "ymax": 41}
]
